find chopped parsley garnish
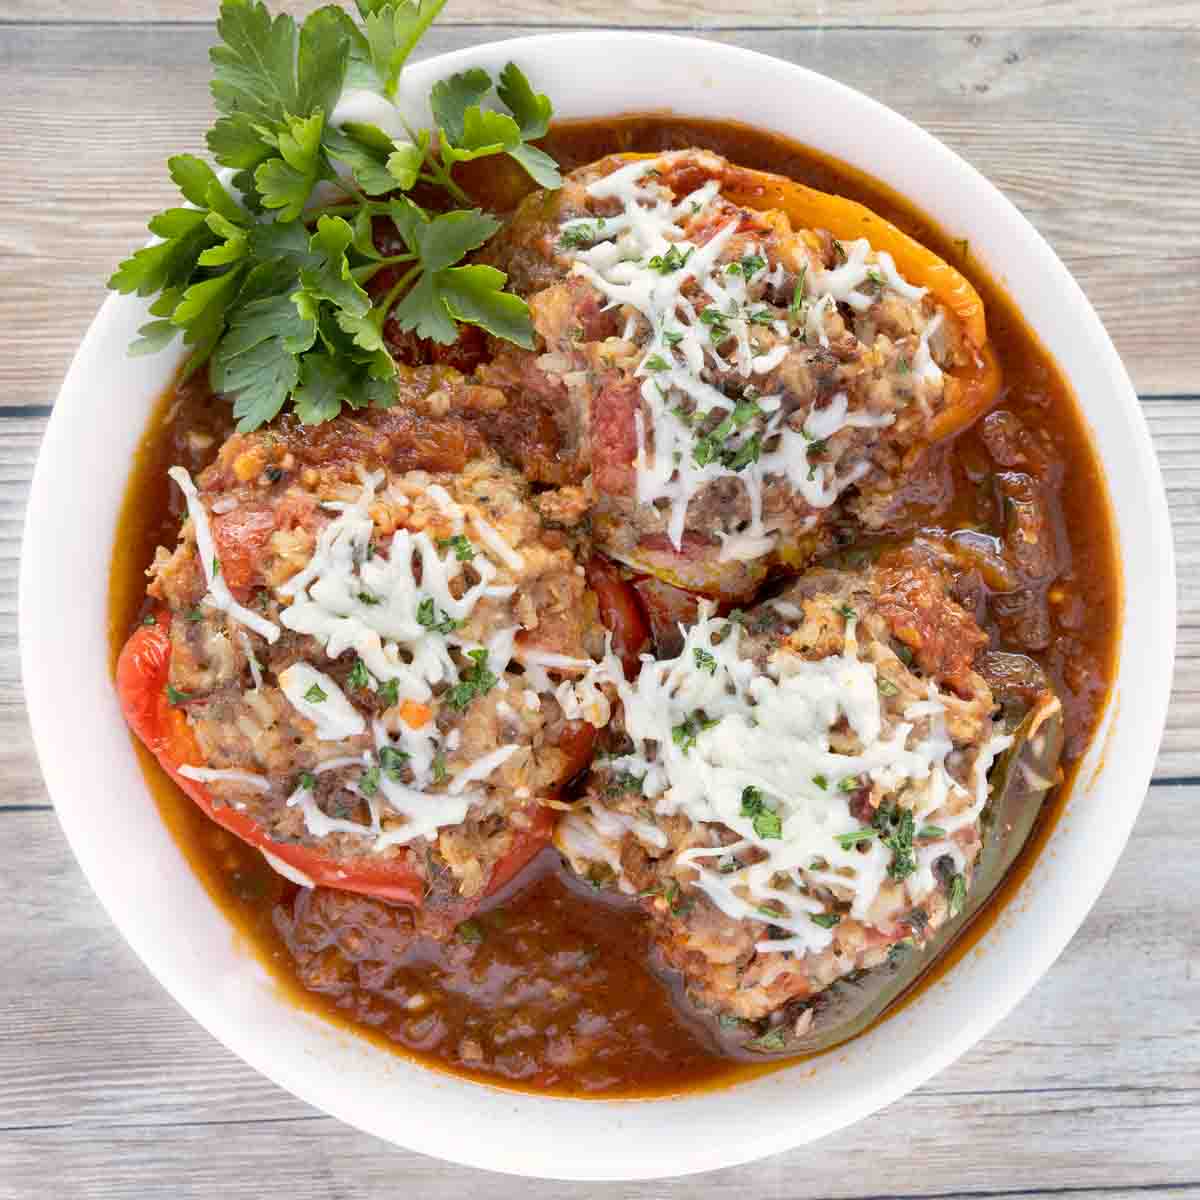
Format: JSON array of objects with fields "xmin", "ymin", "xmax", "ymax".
[
  {"xmin": 141, "ymin": 614, "xmax": 157, "ymax": 626},
  {"xmin": 838, "ymin": 774, "xmax": 862, "ymax": 793},
  {"xmin": 186, "ymin": 606, "xmax": 204, "ymax": 623},
  {"xmin": 431, "ymin": 752, "xmax": 449, "ymax": 784},
  {"xmin": 108, "ymin": 0, "xmax": 561, "ymax": 430},
  {"xmin": 876, "ymin": 677, "xmax": 899, "ymax": 697},
  {"xmin": 379, "ymin": 745, "xmax": 410, "ymax": 780},
  {"xmin": 895, "ymin": 644, "xmax": 915, "ymax": 667},
  {"xmin": 643, "ymin": 353, "xmax": 670, "ymax": 372},
  {"xmin": 378, "ymin": 678, "xmax": 399, "ymax": 708},
  {"xmin": 874, "ymin": 803, "xmax": 917, "ymax": 882},
  {"xmin": 457, "ymin": 919, "xmax": 485, "ymax": 944},
  {"xmin": 740, "ymin": 786, "xmax": 783, "ymax": 840},
  {"xmin": 359, "ymin": 764, "xmax": 381, "ymax": 796},
  {"xmin": 745, "ymin": 1026, "xmax": 789, "ymax": 1053},
  {"xmin": 357, "ymin": 590, "xmax": 382, "ymax": 606},
  {"xmin": 212, "ymin": 556, "xmax": 221, "ymax": 577},
  {"xmin": 698, "ymin": 305, "xmax": 731, "ymax": 339},
  {"xmin": 789, "ymin": 266, "xmax": 808, "ymax": 319},
  {"xmin": 662, "ymin": 329, "xmax": 684, "ymax": 347},
  {"xmin": 837, "ymin": 603, "xmax": 857, "ymax": 620},
  {"xmin": 948, "ymin": 873, "xmax": 967, "ymax": 916},
  {"xmin": 416, "ymin": 596, "xmax": 460, "ymax": 634},
  {"xmin": 812, "ymin": 773, "xmax": 828, "ymax": 790},
  {"xmin": 303, "ymin": 681, "xmax": 328, "ymax": 703},
  {"xmin": 835, "ymin": 828, "xmax": 877, "ymax": 850},
  {"xmin": 691, "ymin": 397, "xmax": 764, "ymax": 472},
  {"xmin": 348, "ymin": 658, "xmax": 372, "ymax": 689},
  {"xmin": 918, "ymin": 825, "xmax": 947, "ymax": 840},
  {"xmin": 662, "ymin": 879, "xmax": 691, "ymax": 916},
  {"xmin": 726, "ymin": 253, "xmax": 766, "ymax": 278},
  {"xmin": 694, "ymin": 647, "xmax": 718, "ymax": 674},
  {"xmin": 646, "ymin": 243, "xmax": 693, "ymax": 274},
  {"xmin": 165, "ymin": 683, "xmax": 191, "ymax": 706},
  {"xmin": 446, "ymin": 648, "xmax": 497, "ymax": 709},
  {"xmin": 298, "ymin": 771, "xmax": 315, "ymax": 790},
  {"xmin": 671, "ymin": 712, "xmax": 718, "ymax": 754},
  {"xmin": 723, "ymin": 433, "xmax": 762, "ymax": 471},
  {"xmin": 437, "ymin": 534, "xmax": 475, "ymax": 562},
  {"xmin": 832, "ymin": 239, "xmax": 847, "ymax": 264},
  {"xmin": 897, "ymin": 355, "xmax": 911, "ymax": 376},
  {"xmin": 810, "ymin": 911, "xmax": 841, "ymax": 929},
  {"xmin": 558, "ymin": 224, "xmax": 595, "ymax": 250},
  {"xmin": 605, "ymin": 771, "xmax": 646, "ymax": 796}
]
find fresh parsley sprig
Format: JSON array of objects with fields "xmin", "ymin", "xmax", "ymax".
[{"xmin": 109, "ymin": 0, "xmax": 562, "ymax": 432}]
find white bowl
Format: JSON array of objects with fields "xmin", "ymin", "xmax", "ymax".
[{"xmin": 21, "ymin": 32, "xmax": 1175, "ymax": 1180}]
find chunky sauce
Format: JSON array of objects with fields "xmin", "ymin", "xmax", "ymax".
[{"xmin": 109, "ymin": 115, "xmax": 1120, "ymax": 1097}]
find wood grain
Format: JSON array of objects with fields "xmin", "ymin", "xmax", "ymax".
[
  {"xmin": 4, "ymin": 399, "xmax": 1197, "ymax": 786},
  {"xmin": 1, "ymin": 785, "xmax": 1196, "ymax": 1197},
  {"xmin": 2, "ymin": 11, "xmax": 1198, "ymax": 1196},
  {"xmin": 0, "ymin": 26, "xmax": 1198, "ymax": 404},
  {"xmin": 0, "ymin": 0, "xmax": 1196, "ymax": 29}
]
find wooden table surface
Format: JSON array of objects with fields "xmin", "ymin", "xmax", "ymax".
[{"xmin": 2, "ymin": 1, "xmax": 1198, "ymax": 1195}]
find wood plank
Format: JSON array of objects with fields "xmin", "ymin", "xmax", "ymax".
[
  {"xmin": 5, "ymin": 398, "xmax": 1197, "ymax": 786},
  {"xmin": 0, "ymin": 0, "xmax": 1196, "ymax": 30},
  {"xmin": 0, "ymin": 26, "xmax": 1197, "ymax": 403},
  {"xmin": 0, "ymin": 788, "xmax": 1196, "ymax": 1195}
]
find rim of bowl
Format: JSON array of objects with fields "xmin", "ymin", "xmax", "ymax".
[{"xmin": 19, "ymin": 31, "xmax": 1175, "ymax": 1180}]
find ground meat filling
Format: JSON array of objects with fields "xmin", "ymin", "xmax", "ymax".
[
  {"xmin": 554, "ymin": 560, "xmax": 1008, "ymax": 1025},
  {"xmin": 479, "ymin": 148, "xmax": 972, "ymax": 599},
  {"xmin": 148, "ymin": 402, "xmax": 604, "ymax": 904}
]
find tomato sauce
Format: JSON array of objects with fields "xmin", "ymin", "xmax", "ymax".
[{"xmin": 109, "ymin": 115, "xmax": 1120, "ymax": 1097}]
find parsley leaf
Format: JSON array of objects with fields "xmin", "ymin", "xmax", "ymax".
[
  {"xmin": 361, "ymin": 0, "xmax": 446, "ymax": 100},
  {"xmin": 740, "ymin": 786, "xmax": 783, "ymax": 840},
  {"xmin": 446, "ymin": 649, "xmax": 497, "ymax": 710},
  {"xmin": 948, "ymin": 873, "xmax": 967, "ymax": 916},
  {"xmin": 432, "ymin": 62, "xmax": 562, "ymax": 188},
  {"xmin": 379, "ymin": 744, "xmax": 410, "ymax": 779},
  {"xmin": 671, "ymin": 712, "xmax": 717, "ymax": 754},
  {"xmin": 416, "ymin": 596, "xmax": 459, "ymax": 634},
  {"xmin": 874, "ymin": 804, "xmax": 917, "ymax": 882},
  {"xmin": 437, "ymin": 534, "xmax": 475, "ymax": 561},
  {"xmin": 111, "ymin": 0, "xmax": 559, "ymax": 431}
]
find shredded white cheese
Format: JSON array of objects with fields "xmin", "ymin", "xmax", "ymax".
[
  {"xmin": 167, "ymin": 467, "xmax": 281, "ymax": 642},
  {"xmin": 559, "ymin": 158, "xmax": 938, "ymax": 556},
  {"xmin": 278, "ymin": 663, "xmax": 367, "ymax": 741},
  {"xmin": 568, "ymin": 609, "xmax": 1008, "ymax": 956},
  {"xmin": 178, "ymin": 764, "xmax": 273, "ymax": 793}
]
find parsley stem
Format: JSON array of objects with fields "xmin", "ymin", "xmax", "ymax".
[
  {"xmin": 307, "ymin": 199, "xmax": 388, "ymax": 221},
  {"xmin": 378, "ymin": 265, "xmax": 422, "ymax": 321},
  {"xmin": 419, "ymin": 165, "xmax": 470, "ymax": 205}
]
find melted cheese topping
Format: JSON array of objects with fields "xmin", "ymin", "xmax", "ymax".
[
  {"xmin": 168, "ymin": 467, "xmax": 281, "ymax": 642},
  {"xmin": 278, "ymin": 663, "xmax": 367, "ymax": 741},
  {"xmin": 239, "ymin": 472, "xmax": 566, "ymax": 853},
  {"xmin": 276, "ymin": 470, "xmax": 517, "ymax": 702},
  {"xmin": 178, "ymin": 764, "xmax": 272, "ymax": 793},
  {"xmin": 571, "ymin": 610, "xmax": 1009, "ymax": 956},
  {"xmin": 560, "ymin": 159, "xmax": 935, "ymax": 553}
]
